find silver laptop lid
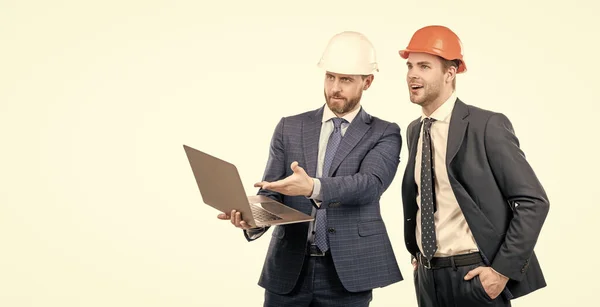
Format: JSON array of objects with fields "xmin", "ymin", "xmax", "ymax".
[{"xmin": 183, "ymin": 145, "xmax": 256, "ymax": 225}]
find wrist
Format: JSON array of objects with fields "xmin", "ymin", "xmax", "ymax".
[
  {"xmin": 491, "ymin": 267, "xmax": 508, "ymax": 281},
  {"xmin": 305, "ymin": 178, "xmax": 314, "ymax": 197}
]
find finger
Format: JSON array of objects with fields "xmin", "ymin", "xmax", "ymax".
[
  {"xmin": 239, "ymin": 220, "xmax": 251, "ymax": 229},
  {"xmin": 464, "ymin": 266, "xmax": 484, "ymax": 280},
  {"xmin": 234, "ymin": 211, "xmax": 243, "ymax": 227},
  {"xmin": 254, "ymin": 181, "xmax": 268, "ymax": 188},
  {"xmin": 291, "ymin": 161, "xmax": 308, "ymax": 175},
  {"xmin": 290, "ymin": 161, "xmax": 299, "ymax": 171},
  {"xmin": 295, "ymin": 166, "xmax": 307, "ymax": 176},
  {"xmin": 262, "ymin": 179, "xmax": 288, "ymax": 192},
  {"xmin": 217, "ymin": 213, "xmax": 230, "ymax": 220},
  {"xmin": 230, "ymin": 210, "xmax": 236, "ymax": 225}
]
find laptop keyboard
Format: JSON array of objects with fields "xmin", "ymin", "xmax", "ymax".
[{"xmin": 250, "ymin": 204, "xmax": 282, "ymax": 222}]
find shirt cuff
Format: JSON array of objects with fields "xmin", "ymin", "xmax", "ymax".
[
  {"xmin": 245, "ymin": 227, "xmax": 267, "ymax": 240},
  {"xmin": 309, "ymin": 178, "xmax": 322, "ymax": 202}
]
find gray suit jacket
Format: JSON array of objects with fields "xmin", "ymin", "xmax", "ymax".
[
  {"xmin": 402, "ymin": 98, "xmax": 549, "ymax": 299},
  {"xmin": 247, "ymin": 105, "xmax": 403, "ymax": 294}
]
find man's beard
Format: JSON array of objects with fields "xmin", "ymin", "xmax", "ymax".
[{"xmin": 324, "ymin": 91, "xmax": 361, "ymax": 114}]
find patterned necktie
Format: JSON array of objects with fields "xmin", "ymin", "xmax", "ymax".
[
  {"xmin": 314, "ymin": 117, "xmax": 346, "ymax": 252},
  {"xmin": 420, "ymin": 117, "xmax": 437, "ymax": 260}
]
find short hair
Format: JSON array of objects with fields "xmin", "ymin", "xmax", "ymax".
[{"xmin": 440, "ymin": 58, "xmax": 461, "ymax": 89}]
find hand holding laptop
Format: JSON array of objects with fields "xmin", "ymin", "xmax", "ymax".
[
  {"xmin": 184, "ymin": 145, "xmax": 314, "ymax": 228},
  {"xmin": 217, "ymin": 209, "xmax": 254, "ymax": 230}
]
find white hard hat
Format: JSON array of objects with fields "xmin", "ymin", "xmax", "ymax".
[{"xmin": 317, "ymin": 31, "xmax": 379, "ymax": 75}]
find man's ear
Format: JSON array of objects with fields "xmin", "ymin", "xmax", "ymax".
[
  {"xmin": 363, "ymin": 74, "xmax": 374, "ymax": 90},
  {"xmin": 446, "ymin": 66, "xmax": 456, "ymax": 84}
]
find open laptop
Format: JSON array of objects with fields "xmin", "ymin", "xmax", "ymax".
[{"xmin": 183, "ymin": 144, "xmax": 314, "ymax": 228}]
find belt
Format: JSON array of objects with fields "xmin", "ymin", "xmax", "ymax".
[
  {"xmin": 417, "ymin": 252, "xmax": 483, "ymax": 270},
  {"xmin": 307, "ymin": 245, "xmax": 329, "ymax": 257}
]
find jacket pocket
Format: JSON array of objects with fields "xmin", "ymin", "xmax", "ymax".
[
  {"xmin": 358, "ymin": 220, "xmax": 386, "ymax": 237},
  {"xmin": 474, "ymin": 275, "xmax": 494, "ymax": 301}
]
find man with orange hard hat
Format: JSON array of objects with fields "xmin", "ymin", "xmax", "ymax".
[{"xmin": 398, "ymin": 25, "xmax": 549, "ymax": 307}]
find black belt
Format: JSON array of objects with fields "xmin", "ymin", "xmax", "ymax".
[
  {"xmin": 417, "ymin": 252, "xmax": 482, "ymax": 270},
  {"xmin": 307, "ymin": 245, "xmax": 329, "ymax": 257}
]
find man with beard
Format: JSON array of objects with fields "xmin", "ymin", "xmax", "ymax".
[
  {"xmin": 217, "ymin": 31, "xmax": 404, "ymax": 306},
  {"xmin": 399, "ymin": 25, "xmax": 549, "ymax": 307}
]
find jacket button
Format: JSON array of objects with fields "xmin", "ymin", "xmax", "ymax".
[{"xmin": 328, "ymin": 228, "xmax": 336, "ymax": 233}]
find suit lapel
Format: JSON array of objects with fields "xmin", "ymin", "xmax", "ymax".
[
  {"xmin": 302, "ymin": 106, "xmax": 324, "ymax": 178},
  {"xmin": 405, "ymin": 119, "xmax": 422, "ymax": 183},
  {"xmin": 446, "ymin": 99, "xmax": 470, "ymax": 166},
  {"xmin": 402, "ymin": 119, "xmax": 422, "ymax": 205},
  {"xmin": 327, "ymin": 108, "xmax": 371, "ymax": 177}
]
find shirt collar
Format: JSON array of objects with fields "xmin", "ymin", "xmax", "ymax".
[
  {"xmin": 322, "ymin": 104, "xmax": 361, "ymax": 124},
  {"xmin": 421, "ymin": 91, "xmax": 457, "ymax": 123}
]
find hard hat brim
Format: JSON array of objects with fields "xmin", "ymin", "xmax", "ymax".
[
  {"xmin": 399, "ymin": 48, "xmax": 448, "ymax": 59},
  {"xmin": 398, "ymin": 49, "xmax": 467, "ymax": 73},
  {"xmin": 317, "ymin": 61, "xmax": 379, "ymax": 75}
]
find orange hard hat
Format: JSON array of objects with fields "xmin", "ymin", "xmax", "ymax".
[{"xmin": 399, "ymin": 25, "xmax": 467, "ymax": 73}]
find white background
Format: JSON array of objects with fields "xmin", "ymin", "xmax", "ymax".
[{"xmin": 1, "ymin": 0, "xmax": 598, "ymax": 306}]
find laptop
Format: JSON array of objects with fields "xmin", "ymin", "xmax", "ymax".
[{"xmin": 183, "ymin": 144, "xmax": 314, "ymax": 228}]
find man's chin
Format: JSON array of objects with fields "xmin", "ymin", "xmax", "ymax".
[
  {"xmin": 327, "ymin": 101, "xmax": 345, "ymax": 112},
  {"xmin": 409, "ymin": 96, "xmax": 424, "ymax": 105}
]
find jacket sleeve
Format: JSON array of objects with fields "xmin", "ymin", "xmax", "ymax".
[
  {"xmin": 484, "ymin": 113, "xmax": 550, "ymax": 281},
  {"xmin": 318, "ymin": 122, "xmax": 402, "ymax": 208}
]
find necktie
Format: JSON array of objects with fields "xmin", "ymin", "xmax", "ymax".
[
  {"xmin": 314, "ymin": 117, "xmax": 346, "ymax": 252},
  {"xmin": 420, "ymin": 117, "xmax": 437, "ymax": 260}
]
